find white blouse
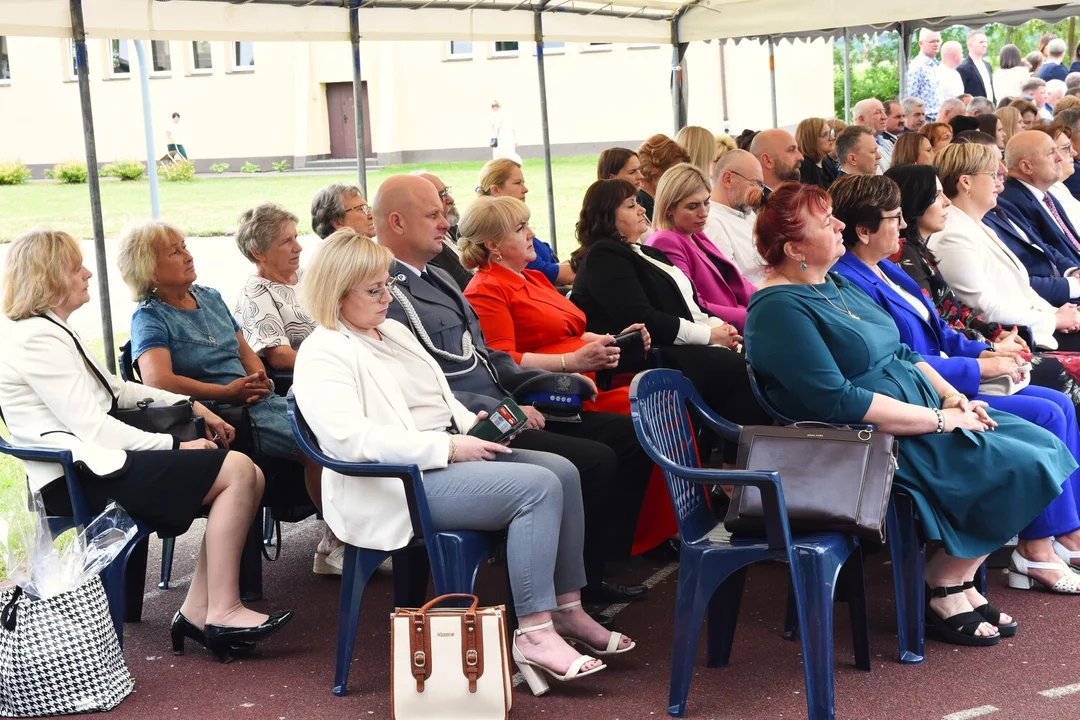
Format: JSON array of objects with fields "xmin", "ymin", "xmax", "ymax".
[
  {"xmin": 358, "ymin": 330, "xmax": 455, "ymax": 433},
  {"xmin": 630, "ymin": 243, "xmax": 724, "ymax": 345},
  {"xmin": 235, "ymin": 269, "xmax": 316, "ymax": 355}
]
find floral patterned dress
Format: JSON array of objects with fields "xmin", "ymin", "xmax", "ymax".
[{"xmin": 894, "ymin": 236, "xmax": 1080, "ymax": 407}]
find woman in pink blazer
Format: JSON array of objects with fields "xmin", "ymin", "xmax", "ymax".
[{"xmin": 645, "ymin": 163, "xmax": 757, "ymax": 332}]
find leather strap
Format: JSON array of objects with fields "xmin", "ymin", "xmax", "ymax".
[
  {"xmin": 460, "ymin": 610, "xmax": 484, "ymax": 693},
  {"xmin": 408, "ymin": 610, "xmax": 432, "ymax": 692}
]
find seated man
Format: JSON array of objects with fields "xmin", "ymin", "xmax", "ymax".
[
  {"xmin": 704, "ymin": 149, "xmax": 767, "ymax": 286},
  {"xmin": 835, "ymin": 125, "xmax": 881, "ymax": 177},
  {"xmin": 410, "ymin": 170, "xmax": 474, "ymax": 291},
  {"xmin": 375, "ymin": 174, "xmax": 653, "ymax": 606}
]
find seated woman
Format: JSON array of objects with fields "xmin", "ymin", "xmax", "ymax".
[
  {"xmin": 117, "ymin": 221, "xmax": 336, "ymax": 576},
  {"xmin": 645, "ymin": 164, "xmax": 757, "ymax": 329},
  {"xmin": 795, "ymin": 117, "xmax": 840, "ymax": 189},
  {"xmin": 745, "ymin": 182, "xmax": 1075, "ymax": 647},
  {"xmin": 831, "ymin": 173, "xmax": 1080, "ymax": 592},
  {"xmin": 1009, "ymin": 99, "xmax": 1039, "ymax": 131},
  {"xmin": 0, "ymin": 230, "xmax": 292, "ymax": 661},
  {"xmin": 995, "ymin": 106, "xmax": 1023, "ymax": 147},
  {"xmin": 597, "ymin": 148, "xmax": 644, "ymax": 192},
  {"xmin": 292, "ymin": 229, "xmax": 633, "ymax": 695},
  {"xmin": 920, "ymin": 122, "xmax": 954, "ymax": 155},
  {"xmin": 570, "ymin": 179, "xmax": 772, "ymax": 437},
  {"xmin": 234, "ymin": 203, "xmax": 315, "ymax": 371},
  {"xmin": 477, "ymin": 159, "xmax": 573, "ymax": 286},
  {"xmin": 674, "ymin": 126, "xmax": 718, "ymax": 179},
  {"xmin": 890, "ymin": 132, "xmax": 933, "ymax": 167},
  {"xmin": 926, "ymin": 143, "xmax": 1080, "ymax": 352},
  {"xmin": 636, "ymin": 134, "xmax": 692, "ymax": 223},
  {"xmin": 459, "ymin": 195, "xmax": 675, "ymax": 553}
]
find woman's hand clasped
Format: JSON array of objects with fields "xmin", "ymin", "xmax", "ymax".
[
  {"xmin": 1055, "ymin": 304, "xmax": 1080, "ymax": 334},
  {"xmin": 977, "ymin": 355, "xmax": 1025, "ymax": 382},
  {"xmin": 179, "ymin": 438, "xmax": 217, "ymax": 450},
  {"xmin": 224, "ymin": 370, "xmax": 273, "ymax": 405},
  {"xmin": 192, "ymin": 401, "xmax": 235, "ymax": 447},
  {"xmin": 569, "ymin": 337, "xmax": 619, "ymax": 372},
  {"xmin": 941, "ymin": 397, "xmax": 997, "ymax": 433},
  {"xmin": 709, "ymin": 323, "xmax": 742, "ymax": 349}
]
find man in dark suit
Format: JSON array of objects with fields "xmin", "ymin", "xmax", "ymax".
[
  {"xmin": 373, "ymin": 174, "xmax": 653, "ymax": 606},
  {"xmin": 1038, "ymin": 38, "xmax": 1070, "ymax": 83},
  {"xmin": 1057, "ymin": 108, "xmax": 1080, "ymax": 200},
  {"xmin": 957, "ymin": 30, "xmax": 996, "ymax": 104},
  {"xmin": 413, "ymin": 170, "xmax": 474, "ymax": 291},
  {"xmin": 986, "ymin": 196, "xmax": 1080, "ymax": 305},
  {"xmin": 999, "ymin": 131, "xmax": 1080, "ymax": 269}
]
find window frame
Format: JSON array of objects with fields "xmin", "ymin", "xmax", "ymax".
[
  {"xmin": 0, "ymin": 36, "xmax": 10, "ymax": 83},
  {"xmin": 150, "ymin": 40, "xmax": 172, "ymax": 76},
  {"xmin": 536, "ymin": 41, "xmax": 565, "ymax": 56},
  {"xmin": 64, "ymin": 38, "xmax": 81, "ymax": 82},
  {"xmin": 581, "ymin": 42, "xmax": 613, "ymax": 53},
  {"xmin": 229, "ymin": 41, "xmax": 255, "ymax": 73},
  {"xmin": 190, "ymin": 40, "xmax": 213, "ymax": 75},
  {"xmin": 108, "ymin": 39, "xmax": 131, "ymax": 79},
  {"xmin": 492, "ymin": 41, "xmax": 520, "ymax": 58},
  {"xmin": 446, "ymin": 40, "xmax": 474, "ymax": 61}
]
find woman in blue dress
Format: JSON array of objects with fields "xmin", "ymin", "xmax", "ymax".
[
  {"xmin": 829, "ymin": 172, "xmax": 1080, "ymax": 603},
  {"xmin": 745, "ymin": 182, "xmax": 1076, "ymax": 648}
]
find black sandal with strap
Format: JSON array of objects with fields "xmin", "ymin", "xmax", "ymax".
[
  {"xmin": 962, "ymin": 581, "xmax": 1017, "ymax": 638},
  {"xmin": 924, "ymin": 585, "xmax": 1001, "ymax": 647}
]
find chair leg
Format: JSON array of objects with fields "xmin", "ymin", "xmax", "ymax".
[
  {"xmin": 263, "ymin": 508, "xmax": 275, "ymax": 546},
  {"xmin": 333, "ymin": 546, "xmax": 373, "ymax": 697},
  {"xmin": 158, "ymin": 536, "xmax": 175, "ymax": 590},
  {"xmin": 392, "ymin": 545, "xmax": 430, "ymax": 608},
  {"xmin": 240, "ymin": 514, "xmax": 263, "ymax": 602},
  {"xmin": 975, "ymin": 561, "xmax": 988, "ymax": 596},
  {"xmin": 790, "ymin": 545, "xmax": 843, "ymax": 720},
  {"xmin": 428, "ymin": 534, "xmax": 490, "ymax": 597},
  {"xmin": 841, "ymin": 548, "xmax": 872, "ymax": 671},
  {"xmin": 782, "ymin": 579, "xmax": 798, "ymax": 641},
  {"xmin": 667, "ymin": 559, "xmax": 714, "ymax": 717},
  {"xmin": 123, "ymin": 534, "xmax": 149, "ymax": 623},
  {"xmin": 706, "ymin": 565, "xmax": 747, "ymax": 668},
  {"xmin": 887, "ymin": 496, "xmax": 925, "ymax": 664}
]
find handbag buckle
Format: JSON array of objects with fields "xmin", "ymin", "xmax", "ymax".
[
  {"xmin": 857, "ymin": 429, "xmax": 872, "ymax": 441},
  {"xmin": 413, "ymin": 650, "xmax": 426, "ymax": 668},
  {"xmin": 465, "ymin": 649, "xmax": 478, "ymax": 666}
]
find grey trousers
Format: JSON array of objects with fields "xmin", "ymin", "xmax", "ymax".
[{"xmin": 422, "ymin": 448, "xmax": 586, "ymax": 616}]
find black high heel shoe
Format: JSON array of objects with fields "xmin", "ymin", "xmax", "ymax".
[
  {"xmin": 170, "ymin": 611, "xmax": 256, "ymax": 656},
  {"xmin": 204, "ymin": 610, "xmax": 295, "ymax": 663},
  {"xmin": 962, "ymin": 581, "xmax": 1018, "ymax": 638},
  {"xmin": 924, "ymin": 585, "xmax": 1000, "ymax": 647}
]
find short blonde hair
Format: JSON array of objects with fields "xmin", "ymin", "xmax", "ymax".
[
  {"xmin": 117, "ymin": 220, "xmax": 184, "ymax": 301},
  {"xmin": 652, "ymin": 163, "xmax": 710, "ymax": 232},
  {"xmin": 300, "ymin": 227, "xmax": 393, "ymax": 328},
  {"xmin": 477, "ymin": 158, "xmax": 522, "ymax": 196},
  {"xmin": 675, "ymin": 126, "xmax": 717, "ymax": 178},
  {"xmin": 2, "ymin": 230, "xmax": 83, "ymax": 321},
  {"xmin": 457, "ymin": 197, "xmax": 531, "ymax": 270},
  {"xmin": 936, "ymin": 142, "xmax": 998, "ymax": 199}
]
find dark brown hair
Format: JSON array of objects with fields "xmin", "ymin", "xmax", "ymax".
[
  {"xmin": 597, "ymin": 148, "xmax": 637, "ymax": 181},
  {"xmin": 571, "ymin": 179, "xmax": 637, "ymax": 271},
  {"xmin": 829, "ymin": 175, "xmax": 903, "ymax": 249}
]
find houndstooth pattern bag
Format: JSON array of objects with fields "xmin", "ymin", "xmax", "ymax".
[{"xmin": 0, "ymin": 577, "xmax": 134, "ymax": 716}]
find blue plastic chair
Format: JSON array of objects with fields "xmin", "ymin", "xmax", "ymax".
[
  {"xmin": 629, "ymin": 370, "xmax": 870, "ymax": 719},
  {"xmin": 745, "ymin": 362, "xmax": 986, "ymax": 665},
  {"xmin": 286, "ymin": 394, "xmax": 500, "ymax": 697}
]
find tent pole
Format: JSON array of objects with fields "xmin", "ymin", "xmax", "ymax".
[
  {"xmin": 533, "ymin": 11, "xmax": 558, "ymax": 253},
  {"xmin": 349, "ymin": 7, "xmax": 368, "ymax": 196},
  {"xmin": 843, "ymin": 28, "xmax": 852, "ymax": 123},
  {"xmin": 767, "ymin": 36, "xmax": 778, "ymax": 128},
  {"xmin": 719, "ymin": 40, "xmax": 729, "ymax": 135},
  {"xmin": 671, "ymin": 21, "xmax": 687, "ymax": 134},
  {"xmin": 898, "ymin": 22, "xmax": 910, "ymax": 97},
  {"xmin": 133, "ymin": 40, "xmax": 161, "ymax": 219},
  {"xmin": 69, "ymin": 0, "xmax": 116, "ymax": 373}
]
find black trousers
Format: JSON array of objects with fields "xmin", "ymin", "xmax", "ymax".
[
  {"xmin": 510, "ymin": 411, "xmax": 651, "ymax": 585},
  {"xmin": 1053, "ymin": 331, "xmax": 1080, "ymax": 352}
]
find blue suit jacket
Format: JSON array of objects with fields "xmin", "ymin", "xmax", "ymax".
[
  {"xmin": 983, "ymin": 197, "xmax": 1075, "ymax": 306},
  {"xmin": 834, "ymin": 253, "xmax": 990, "ymax": 396},
  {"xmin": 1064, "ymin": 162, "xmax": 1080, "ymax": 201},
  {"xmin": 998, "ymin": 178, "xmax": 1080, "ymax": 267}
]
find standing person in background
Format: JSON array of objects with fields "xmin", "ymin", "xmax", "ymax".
[
  {"xmin": 1040, "ymin": 39, "xmax": 1071, "ymax": 82},
  {"xmin": 995, "ymin": 44, "xmax": 1029, "ymax": 101},
  {"xmin": 907, "ymin": 29, "xmax": 944, "ymax": 120},
  {"xmin": 938, "ymin": 41, "xmax": 967, "ymax": 101},
  {"xmin": 959, "ymin": 30, "xmax": 996, "ymax": 104},
  {"xmin": 166, "ymin": 112, "xmax": 187, "ymax": 160},
  {"xmin": 1070, "ymin": 43, "xmax": 1080, "ymax": 74},
  {"xmin": 1029, "ymin": 51, "xmax": 1046, "ymax": 78},
  {"xmin": 1039, "ymin": 33, "xmax": 1057, "ymax": 62},
  {"xmin": 490, "ymin": 101, "xmax": 521, "ymax": 164}
]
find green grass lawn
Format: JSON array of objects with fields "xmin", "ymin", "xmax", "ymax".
[{"xmin": 0, "ymin": 156, "xmax": 600, "ymax": 256}]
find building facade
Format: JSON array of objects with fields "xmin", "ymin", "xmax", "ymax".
[{"xmin": 0, "ymin": 35, "xmax": 833, "ymax": 173}]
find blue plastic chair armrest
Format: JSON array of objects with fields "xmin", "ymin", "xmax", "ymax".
[{"xmin": 0, "ymin": 442, "xmax": 74, "ymax": 465}]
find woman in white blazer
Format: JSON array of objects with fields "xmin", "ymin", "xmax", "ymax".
[
  {"xmin": 292, "ymin": 229, "xmax": 634, "ymax": 697},
  {"xmin": 0, "ymin": 230, "xmax": 292, "ymax": 662},
  {"xmin": 927, "ymin": 143, "xmax": 1080, "ymax": 350}
]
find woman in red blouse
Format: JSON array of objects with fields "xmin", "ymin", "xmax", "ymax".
[{"xmin": 461, "ymin": 196, "xmax": 675, "ymax": 551}]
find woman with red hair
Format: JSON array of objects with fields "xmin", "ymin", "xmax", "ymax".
[{"xmin": 744, "ymin": 181, "xmax": 1076, "ymax": 648}]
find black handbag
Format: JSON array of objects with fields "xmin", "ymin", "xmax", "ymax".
[
  {"xmin": 490, "ymin": 138, "xmax": 499, "ymax": 148},
  {"xmin": 723, "ymin": 422, "xmax": 898, "ymax": 546}
]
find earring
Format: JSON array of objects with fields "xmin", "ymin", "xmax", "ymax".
[
  {"xmin": 494, "ymin": 253, "xmax": 503, "ymax": 262},
  {"xmin": 800, "ymin": 262, "xmax": 808, "ymax": 271}
]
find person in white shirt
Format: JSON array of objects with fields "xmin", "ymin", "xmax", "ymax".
[
  {"xmin": 938, "ymin": 41, "xmax": 966, "ymax": 101},
  {"xmin": 490, "ymin": 101, "xmax": 521, "ymax": 164},
  {"xmin": 703, "ymin": 150, "xmax": 767, "ymax": 286},
  {"xmin": 165, "ymin": 112, "xmax": 187, "ymax": 159},
  {"xmin": 994, "ymin": 44, "xmax": 1030, "ymax": 101},
  {"xmin": 853, "ymin": 98, "xmax": 891, "ymax": 172}
]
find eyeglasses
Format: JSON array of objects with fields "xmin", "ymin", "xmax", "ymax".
[
  {"xmin": 729, "ymin": 169, "xmax": 766, "ymax": 190},
  {"xmin": 438, "ymin": 186, "xmax": 453, "ymax": 199},
  {"xmin": 355, "ymin": 275, "xmax": 398, "ymax": 300},
  {"xmin": 1056, "ymin": 144, "xmax": 1075, "ymax": 156},
  {"xmin": 880, "ymin": 212, "xmax": 905, "ymax": 223},
  {"xmin": 819, "ymin": 130, "xmax": 836, "ymax": 140},
  {"xmin": 345, "ymin": 203, "xmax": 372, "ymax": 216}
]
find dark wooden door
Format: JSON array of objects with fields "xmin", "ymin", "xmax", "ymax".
[{"xmin": 326, "ymin": 81, "xmax": 372, "ymax": 158}]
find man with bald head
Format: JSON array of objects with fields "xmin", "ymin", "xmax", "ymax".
[
  {"xmin": 999, "ymin": 131, "xmax": 1080, "ymax": 269},
  {"xmin": 938, "ymin": 40, "xmax": 966, "ymax": 101},
  {"xmin": 409, "ymin": 169, "xmax": 473, "ymax": 290},
  {"xmin": 704, "ymin": 149, "xmax": 768, "ymax": 285},
  {"xmin": 853, "ymin": 97, "xmax": 891, "ymax": 171},
  {"xmin": 907, "ymin": 29, "xmax": 944, "ymax": 118},
  {"xmin": 377, "ymin": 174, "xmax": 653, "ymax": 607},
  {"xmin": 749, "ymin": 128, "xmax": 802, "ymax": 192}
]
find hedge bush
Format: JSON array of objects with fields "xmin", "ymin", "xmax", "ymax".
[
  {"xmin": 161, "ymin": 159, "xmax": 195, "ymax": 182},
  {"xmin": 0, "ymin": 161, "xmax": 32, "ymax": 185},
  {"xmin": 46, "ymin": 161, "xmax": 89, "ymax": 184},
  {"xmin": 104, "ymin": 159, "xmax": 145, "ymax": 181}
]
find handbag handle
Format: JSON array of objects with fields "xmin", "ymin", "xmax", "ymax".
[
  {"xmin": 1, "ymin": 587, "xmax": 23, "ymax": 631},
  {"xmin": 416, "ymin": 593, "xmax": 480, "ymax": 615}
]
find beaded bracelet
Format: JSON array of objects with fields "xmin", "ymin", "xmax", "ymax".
[{"xmin": 932, "ymin": 408, "xmax": 945, "ymax": 434}]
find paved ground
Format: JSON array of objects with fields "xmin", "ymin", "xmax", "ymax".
[{"xmin": 69, "ymin": 516, "xmax": 1080, "ymax": 720}]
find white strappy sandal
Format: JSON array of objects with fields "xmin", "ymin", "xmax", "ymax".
[
  {"xmin": 1008, "ymin": 550, "xmax": 1080, "ymax": 593},
  {"xmin": 553, "ymin": 600, "xmax": 637, "ymax": 655},
  {"xmin": 1052, "ymin": 540, "xmax": 1080, "ymax": 573},
  {"xmin": 512, "ymin": 621, "xmax": 606, "ymax": 697}
]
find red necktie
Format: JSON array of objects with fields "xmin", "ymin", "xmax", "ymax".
[{"xmin": 1043, "ymin": 194, "xmax": 1080, "ymax": 255}]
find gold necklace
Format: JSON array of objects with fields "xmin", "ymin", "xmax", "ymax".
[{"xmin": 779, "ymin": 272, "xmax": 860, "ymax": 320}]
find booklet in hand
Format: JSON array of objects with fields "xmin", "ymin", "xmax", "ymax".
[{"xmin": 467, "ymin": 397, "xmax": 530, "ymax": 443}]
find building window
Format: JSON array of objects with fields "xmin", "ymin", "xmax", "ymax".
[
  {"xmin": 66, "ymin": 39, "xmax": 80, "ymax": 80},
  {"xmin": 539, "ymin": 42, "xmax": 565, "ymax": 55},
  {"xmin": 109, "ymin": 39, "xmax": 130, "ymax": 76},
  {"xmin": 232, "ymin": 41, "xmax": 254, "ymax": 70},
  {"xmin": 447, "ymin": 41, "xmax": 473, "ymax": 59},
  {"xmin": 191, "ymin": 41, "xmax": 212, "ymax": 72},
  {"xmin": 582, "ymin": 42, "xmax": 613, "ymax": 53},
  {"xmin": 0, "ymin": 37, "xmax": 9, "ymax": 81},
  {"xmin": 151, "ymin": 40, "xmax": 171, "ymax": 73},
  {"xmin": 493, "ymin": 41, "xmax": 519, "ymax": 57}
]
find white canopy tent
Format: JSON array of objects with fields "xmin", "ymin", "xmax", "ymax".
[{"xmin": 0, "ymin": 0, "xmax": 1073, "ymax": 369}]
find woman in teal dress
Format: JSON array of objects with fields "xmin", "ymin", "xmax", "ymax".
[{"xmin": 745, "ymin": 182, "xmax": 1077, "ymax": 648}]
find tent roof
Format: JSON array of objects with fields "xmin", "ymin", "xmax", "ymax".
[{"xmin": 0, "ymin": 0, "xmax": 1076, "ymax": 45}]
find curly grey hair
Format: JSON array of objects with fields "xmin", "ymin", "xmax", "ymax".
[
  {"xmin": 235, "ymin": 203, "xmax": 299, "ymax": 263},
  {"xmin": 311, "ymin": 182, "xmax": 363, "ymax": 239}
]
